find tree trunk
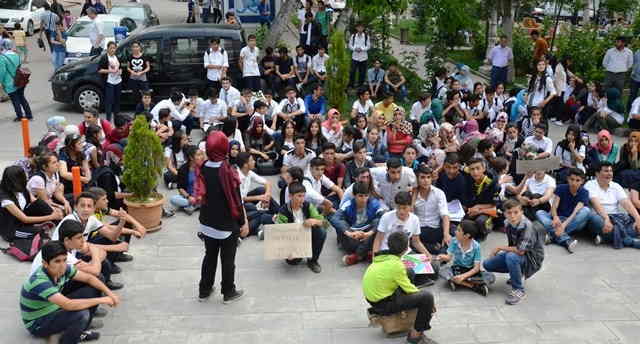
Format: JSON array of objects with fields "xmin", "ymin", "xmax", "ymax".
[
  {"xmin": 502, "ymin": 0, "xmax": 516, "ymax": 82},
  {"xmin": 485, "ymin": 4, "xmax": 498, "ymax": 60},
  {"xmin": 583, "ymin": 0, "xmax": 592, "ymax": 24},
  {"xmin": 264, "ymin": 0, "xmax": 299, "ymax": 49}
]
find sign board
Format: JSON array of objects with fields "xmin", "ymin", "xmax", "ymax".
[
  {"xmin": 516, "ymin": 156, "xmax": 561, "ymax": 174},
  {"xmin": 263, "ymin": 223, "xmax": 312, "ymax": 260}
]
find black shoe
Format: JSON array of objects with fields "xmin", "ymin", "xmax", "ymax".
[
  {"xmin": 26, "ymin": 116, "xmax": 33, "ymax": 121},
  {"xmin": 415, "ymin": 278, "xmax": 435, "ymax": 288},
  {"xmin": 162, "ymin": 207, "xmax": 175, "ymax": 218},
  {"xmin": 106, "ymin": 280, "xmax": 124, "ymax": 290},
  {"xmin": 110, "ymin": 264, "xmax": 122, "ymax": 274},
  {"xmin": 79, "ymin": 330, "xmax": 100, "ymax": 342},
  {"xmin": 114, "ymin": 253, "xmax": 134, "ymax": 263},
  {"xmin": 307, "ymin": 260, "xmax": 322, "ymax": 273},
  {"xmin": 223, "ymin": 289, "xmax": 245, "ymax": 304},
  {"xmin": 198, "ymin": 287, "xmax": 215, "ymax": 302},
  {"xmin": 13, "ymin": 117, "xmax": 22, "ymax": 122},
  {"xmin": 285, "ymin": 258, "xmax": 303, "ymax": 265},
  {"xmin": 473, "ymin": 284, "xmax": 489, "ymax": 297}
]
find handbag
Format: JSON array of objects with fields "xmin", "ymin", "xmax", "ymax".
[
  {"xmin": 37, "ymin": 37, "xmax": 46, "ymax": 50},
  {"xmin": 1, "ymin": 54, "xmax": 31, "ymax": 88}
]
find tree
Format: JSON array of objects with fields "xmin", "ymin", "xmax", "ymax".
[
  {"xmin": 264, "ymin": 0, "xmax": 298, "ymax": 49},
  {"xmin": 325, "ymin": 30, "xmax": 350, "ymax": 114},
  {"xmin": 122, "ymin": 115, "xmax": 164, "ymax": 202},
  {"xmin": 351, "ymin": 0, "xmax": 409, "ymax": 51}
]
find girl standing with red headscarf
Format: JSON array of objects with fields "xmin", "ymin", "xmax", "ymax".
[{"xmin": 195, "ymin": 131, "xmax": 248, "ymax": 303}]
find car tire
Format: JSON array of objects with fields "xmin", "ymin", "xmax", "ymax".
[
  {"xmin": 26, "ymin": 20, "xmax": 34, "ymax": 36},
  {"xmin": 73, "ymin": 84, "xmax": 103, "ymax": 112}
]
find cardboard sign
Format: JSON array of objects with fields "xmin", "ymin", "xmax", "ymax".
[
  {"xmin": 263, "ymin": 223, "xmax": 312, "ymax": 260},
  {"xmin": 516, "ymin": 156, "xmax": 562, "ymax": 174}
]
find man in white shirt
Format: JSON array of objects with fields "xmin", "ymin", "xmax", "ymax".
[
  {"xmin": 203, "ymin": 38, "xmax": 229, "ymax": 90},
  {"xmin": 282, "ymin": 134, "xmax": 315, "ymax": 173},
  {"xmin": 410, "ymin": 93, "xmax": 433, "ymax": 124},
  {"xmin": 348, "ymin": 23, "xmax": 370, "ymax": 88},
  {"xmin": 307, "ymin": 157, "xmax": 344, "ymax": 209},
  {"xmin": 276, "ymin": 87, "xmax": 306, "ymax": 131},
  {"xmin": 585, "ymin": 162, "xmax": 640, "ymax": 249},
  {"xmin": 602, "ymin": 36, "xmax": 634, "ymax": 94},
  {"xmin": 199, "ymin": 88, "xmax": 227, "ymax": 131},
  {"xmin": 219, "ymin": 77, "xmax": 241, "ymax": 114},
  {"xmin": 239, "ymin": 34, "xmax": 261, "ymax": 91},
  {"xmin": 293, "ymin": 45, "xmax": 312, "ymax": 90},
  {"xmin": 85, "ymin": 8, "xmax": 104, "ymax": 56},
  {"xmin": 413, "ymin": 166, "xmax": 450, "ymax": 254},
  {"xmin": 487, "ymin": 35, "xmax": 513, "ymax": 88},
  {"xmin": 312, "ymin": 46, "xmax": 329, "ymax": 84},
  {"xmin": 523, "ymin": 123, "xmax": 553, "ymax": 159},
  {"xmin": 370, "ymin": 158, "xmax": 416, "ymax": 209},
  {"xmin": 372, "ymin": 191, "xmax": 430, "ymax": 258},
  {"xmin": 150, "ymin": 92, "xmax": 192, "ymax": 124}
]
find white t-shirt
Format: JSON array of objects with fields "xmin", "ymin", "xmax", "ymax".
[
  {"xmin": 525, "ymin": 174, "xmax": 556, "ymax": 196},
  {"xmin": 151, "ymin": 99, "xmax": 190, "ymax": 122},
  {"xmin": 1, "ymin": 192, "xmax": 27, "ymax": 210},
  {"xmin": 352, "ymin": 99, "xmax": 374, "ymax": 116},
  {"xmin": 164, "ymin": 147, "xmax": 186, "ymax": 168},
  {"xmin": 107, "ymin": 55, "xmax": 122, "ymax": 85},
  {"xmin": 305, "ymin": 173, "xmax": 336, "ymax": 195},
  {"xmin": 584, "ymin": 180, "xmax": 627, "ymax": 215},
  {"xmin": 410, "ymin": 101, "xmax": 431, "ymax": 121},
  {"xmin": 88, "ymin": 18, "xmax": 103, "ymax": 48},
  {"xmin": 413, "ymin": 186, "xmax": 449, "ymax": 228},
  {"xmin": 199, "ymin": 99, "xmax": 228, "ymax": 128},
  {"xmin": 283, "ymin": 148, "xmax": 316, "ymax": 171},
  {"xmin": 220, "ymin": 86, "xmax": 241, "ymax": 108},
  {"xmin": 203, "ymin": 48, "xmax": 229, "ymax": 81},
  {"xmin": 377, "ymin": 211, "xmax": 421, "ymax": 251},
  {"xmin": 52, "ymin": 213, "xmax": 103, "ymax": 240},
  {"xmin": 30, "ymin": 249, "xmax": 78, "ymax": 275},
  {"xmin": 239, "ymin": 46, "xmax": 260, "ymax": 77},
  {"xmin": 27, "ymin": 173, "xmax": 60, "ymax": 198},
  {"xmin": 370, "ymin": 166, "xmax": 417, "ymax": 208},
  {"xmin": 284, "ymin": 179, "xmax": 325, "ymax": 207},
  {"xmin": 523, "ymin": 136, "xmax": 553, "ymax": 155},
  {"xmin": 312, "ymin": 53, "xmax": 329, "ymax": 74},
  {"xmin": 238, "ymin": 168, "xmax": 267, "ymax": 199}
]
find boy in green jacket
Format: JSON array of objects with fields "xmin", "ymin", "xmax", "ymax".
[
  {"xmin": 275, "ymin": 182, "xmax": 327, "ymax": 273},
  {"xmin": 362, "ymin": 231, "xmax": 438, "ymax": 344}
]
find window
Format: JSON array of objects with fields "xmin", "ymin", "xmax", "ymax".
[{"xmin": 169, "ymin": 37, "xmax": 214, "ymax": 65}]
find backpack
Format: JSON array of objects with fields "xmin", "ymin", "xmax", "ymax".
[
  {"xmin": 1, "ymin": 223, "xmax": 52, "ymax": 262},
  {"xmin": 350, "ymin": 32, "xmax": 369, "ymax": 47},
  {"xmin": 89, "ymin": 166, "xmax": 123, "ymax": 209},
  {"xmin": 1, "ymin": 54, "xmax": 31, "ymax": 88}
]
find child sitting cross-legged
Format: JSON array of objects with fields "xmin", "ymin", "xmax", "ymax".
[
  {"xmin": 87, "ymin": 187, "xmax": 146, "ymax": 239},
  {"xmin": 437, "ymin": 220, "xmax": 495, "ymax": 296},
  {"xmin": 168, "ymin": 145, "xmax": 204, "ymax": 215}
]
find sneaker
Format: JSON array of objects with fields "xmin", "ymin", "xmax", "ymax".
[
  {"xmin": 88, "ymin": 319, "xmax": 104, "ymax": 330},
  {"xmin": 474, "ymin": 284, "xmax": 489, "ymax": 297},
  {"xmin": 183, "ymin": 206, "xmax": 195, "ymax": 216},
  {"xmin": 415, "ymin": 278, "xmax": 435, "ymax": 288},
  {"xmin": 198, "ymin": 287, "xmax": 214, "ymax": 302},
  {"xmin": 566, "ymin": 239, "xmax": 578, "ymax": 254},
  {"xmin": 94, "ymin": 307, "xmax": 108, "ymax": 318},
  {"xmin": 106, "ymin": 280, "xmax": 124, "ymax": 290},
  {"xmin": 114, "ymin": 253, "xmax": 133, "ymax": 263},
  {"xmin": 257, "ymin": 228, "xmax": 265, "ymax": 241},
  {"xmin": 552, "ymin": 120, "xmax": 564, "ymax": 126},
  {"xmin": 110, "ymin": 264, "xmax": 122, "ymax": 274},
  {"xmin": 421, "ymin": 336, "xmax": 441, "ymax": 344},
  {"xmin": 237, "ymin": 237, "xmax": 242, "ymax": 246},
  {"xmin": 342, "ymin": 253, "xmax": 360, "ymax": 266},
  {"xmin": 448, "ymin": 280, "xmax": 457, "ymax": 291},
  {"xmin": 594, "ymin": 234, "xmax": 602, "ymax": 246},
  {"xmin": 544, "ymin": 233, "xmax": 551, "ymax": 245},
  {"xmin": 13, "ymin": 117, "xmax": 22, "ymax": 122},
  {"xmin": 223, "ymin": 289, "xmax": 245, "ymax": 304},
  {"xmin": 505, "ymin": 289, "xmax": 526, "ymax": 305},
  {"xmin": 162, "ymin": 207, "xmax": 175, "ymax": 218},
  {"xmin": 307, "ymin": 260, "xmax": 322, "ymax": 273},
  {"xmin": 79, "ymin": 330, "xmax": 100, "ymax": 342},
  {"xmin": 406, "ymin": 334, "xmax": 424, "ymax": 344}
]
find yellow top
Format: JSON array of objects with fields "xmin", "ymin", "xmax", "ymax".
[{"xmin": 13, "ymin": 30, "xmax": 26, "ymax": 46}]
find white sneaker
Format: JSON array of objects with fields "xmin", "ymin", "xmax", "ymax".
[
  {"xmin": 594, "ymin": 234, "xmax": 602, "ymax": 246},
  {"xmin": 553, "ymin": 120, "xmax": 564, "ymax": 126}
]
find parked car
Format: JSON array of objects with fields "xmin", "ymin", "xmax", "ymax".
[
  {"xmin": 64, "ymin": 14, "xmax": 138, "ymax": 65},
  {"xmin": 109, "ymin": 2, "xmax": 159, "ymax": 29},
  {"xmin": 0, "ymin": 0, "xmax": 47, "ymax": 36},
  {"xmin": 51, "ymin": 24, "xmax": 246, "ymax": 112}
]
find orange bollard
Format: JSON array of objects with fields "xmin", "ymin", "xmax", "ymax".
[
  {"xmin": 21, "ymin": 118, "xmax": 30, "ymax": 157},
  {"xmin": 72, "ymin": 166, "xmax": 82, "ymax": 198}
]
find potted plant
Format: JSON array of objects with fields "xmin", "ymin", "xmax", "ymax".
[{"xmin": 122, "ymin": 115, "xmax": 165, "ymax": 232}]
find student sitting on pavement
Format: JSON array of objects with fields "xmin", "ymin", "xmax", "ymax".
[
  {"xmin": 168, "ymin": 145, "xmax": 205, "ymax": 216},
  {"xmin": 413, "ymin": 165, "xmax": 451, "ymax": 255},
  {"xmin": 89, "ymin": 187, "xmax": 146, "ymax": 242},
  {"xmin": 274, "ymin": 182, "xmax": 327, "ymax": 273},
  {"xmin": 535, "ymin": 168, "xmax": 589, "ymax": 253},
  {"xmin": 512, "ymin": 169, "xmax": 556, "ymax": 220},
  {"xmin": 306, "ymin": 157, "xmax": 344, "ymax": 210},
  {"xmin": 363, "ymin": 231, "xmax": 439, "ymax": 344},
  {"xmin": 281, "ymin": 166, "xmax": 335, "ymax": 215},
  {"xmin": 235, "ymin": 152, "xmax": 277, "ymax": 239},
  {"xmin": 483, "ymin": 199, "xmax": 545, "ymax": 305},
  {"xmin": 344, "ymin": 141, "xmax": 374, "ymax": 187},
  {"xmin": 340, "ymin": 167, "xmax": 382, "ymax": 208},
  {"xmin": 329, "ymin": 182, "xmax": 387, "ymax": 266},
  {"xmin": 464, "ymin": 158, "xmax": 499, "ymax": 241},
  {"xmin": 21, "ymin": 240, "xmax": 120, "ymax": 343},
  {"xmin": 437, "ymin": 220, "xmax": 494, "ymax": 296},
  {"xmin": 370, "ymin": 158, "xmax": 416, "ymax": 209},
  {"xmin": 585, "ymin": 162, "xmax": 640, "ymax": 249},
  {"xmin": 52, "ymin": 192, "xmax": 128, "ymax": 290}
]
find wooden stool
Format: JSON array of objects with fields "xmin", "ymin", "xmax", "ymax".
[{"xmin": 367, "ymin": 308, "xmax": 417, "ymax": 337}]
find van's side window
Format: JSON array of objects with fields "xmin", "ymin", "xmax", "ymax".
[{"xmin": 169, "ymin": 37, "xmax": 214, "ymax": 65}]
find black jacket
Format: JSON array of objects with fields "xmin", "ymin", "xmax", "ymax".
[{"xmin": 198, "ymin": 164, "xmax": 246, "ymax": 232}]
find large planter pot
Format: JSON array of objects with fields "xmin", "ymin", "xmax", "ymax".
[{"xmin": 124, "ymin": 194, "xmax": 164, "ymax": 233}]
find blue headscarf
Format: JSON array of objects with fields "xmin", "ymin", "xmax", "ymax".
[{"xmin": 510, "ymin": 89, "xmax": 526, "ymax": 122}]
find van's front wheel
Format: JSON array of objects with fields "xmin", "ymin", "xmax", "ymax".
[{"xmin": 74, "ymin": 85, "xmax": 102, "ymax": 112}]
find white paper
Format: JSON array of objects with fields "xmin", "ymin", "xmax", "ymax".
[{"xmin": 447, "ymin": 200, "xmax": 465, "ymax": 222}]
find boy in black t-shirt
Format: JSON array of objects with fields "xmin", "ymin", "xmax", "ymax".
[
  {"xmin": 464, "ymin": 158, "xmax": 499, "ymax": 240},
  {"xmin": 275, "ymin": 46, "xmax": 296, "ymax": 96}
]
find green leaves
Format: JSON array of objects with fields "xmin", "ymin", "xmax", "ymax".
[
  {"xmin": 326, "ymin": 30, "xmax": 351, "ymax": 114},
  {"xmin": 122, "ymin": 115, "xmax": 164, "ymax": 202}
]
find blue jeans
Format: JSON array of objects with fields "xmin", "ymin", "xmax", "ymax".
[
  {"xmin": 52, "ymin": 50, "xmax": 66, "ymax": 71},
  {"xmin": 170, "ymin": 194, "xmax": 190, "ymax": 209},
  {"xmin": 491, "ymin": 66, "xmax": 508, "ymax": 88},
  {"xmin": 536, "ymin": 208, "xmax": 590, "ymax": 245},
  {"xmin": 128, "ymin": 79, "xmax": 149, "ymax": 102},
  {"xmin": 8, "ymin": 87, "xmax": 32, "ymax": 119},
  {"xmin": 483, "ymin": 252, "xmax": 525, "ymax": 291},
  {"xmin": 587, "ymin": 210, "xmax": 640, "ymax": 248},
  {"xmin": 384, "ymin": 84, "xmax": 408, "ymax": 101},
  {"xmin": 104, "ymin": 82, "xmax": 122, "ymax": 122}
]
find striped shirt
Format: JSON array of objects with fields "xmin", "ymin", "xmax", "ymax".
[{"xmin": 20, "ymin": 265, "xmax": 77, "ymax": 329}]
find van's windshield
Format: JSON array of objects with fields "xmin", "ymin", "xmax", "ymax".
[{"xmin": 0, "ymin": 0, "xmax": 29, "ymax": 10}]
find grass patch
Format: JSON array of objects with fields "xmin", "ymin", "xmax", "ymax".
[
  {"xmin": 448, "ymin": 50, "xmax": 483, "ymax": 70},
  {"xmin": 390, "ymin": 19, "xmax": 430, "ymax": 45}
]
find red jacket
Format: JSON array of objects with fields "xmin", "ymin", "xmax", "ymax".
[
  {"xmin": 387, "ymin": 126, "xmax": 412, "ymax": 155},
  {"xmin": 78, "ymin": 119, "xmax": 114, "ymax": 147}
]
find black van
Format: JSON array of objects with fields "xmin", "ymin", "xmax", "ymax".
[{"xmin": 51, "ymin": 24, "xmax": 245, "ymax": 111}]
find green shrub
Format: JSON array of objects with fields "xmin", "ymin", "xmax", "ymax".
[
  {"xmin": 122, "ymin": 115, "xmax": 164, "ymax": 202},
  {"xmin": 511, "ymin": 27, "xmax": 533, "ymax": 76},
  {"xmin": 471, "ymin": 29, "xmax": 486, "ymax": 60},
  {"xmin": 326, "ymin": 30, "xmax": 351, "ymax": 114}
]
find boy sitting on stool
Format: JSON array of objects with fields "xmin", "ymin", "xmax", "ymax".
[{"xmin": 363, "ymin": 231, "xmax": 439, "ymax": 344}]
